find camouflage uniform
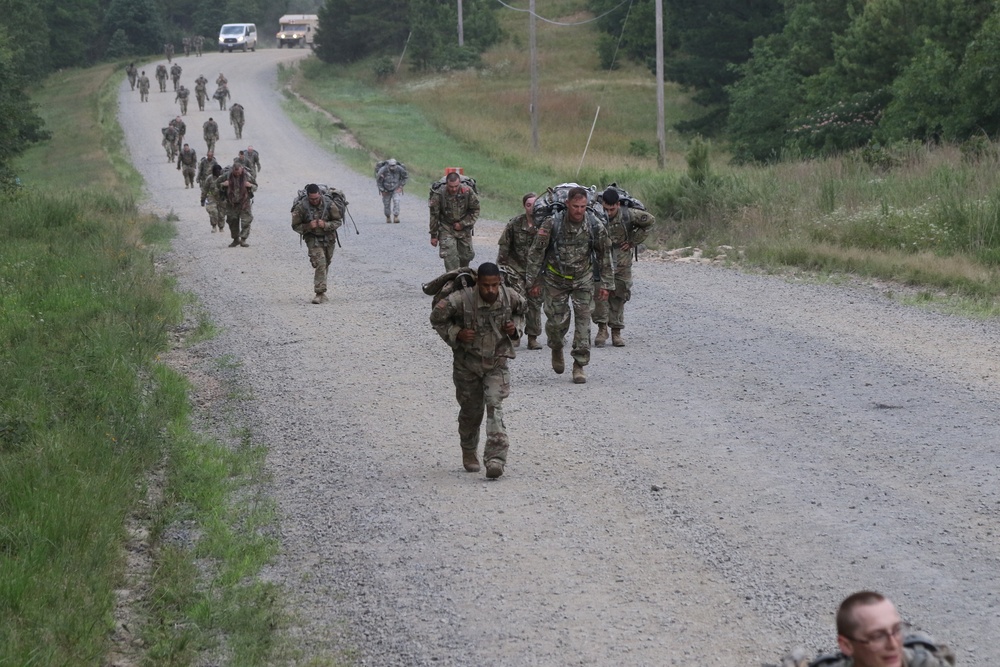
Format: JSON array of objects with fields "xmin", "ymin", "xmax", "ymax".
[
  {"xmin": 138, "ymin": 73, "xmax": 150, "ymax": 102},
  {"xmin": 200, "ymin": 169, "xmax": 225, "ymax": 232},
  {"xmin": 591, "ymin": 205, "xmax": 655, "ymax": 333},
  {"xmin": 164, "ymin": 43, "xmax": 174, "ymax": 62},
  {"xmin": 376, "ymin": 160, "xmax": 408, "ymax": 222},
  {"xmin": 161, "ymin": 126, "xmax": 179, "ymax": 161},
  {"xmin": 169, "ymin": 117, "xmax": 186, "ymax": 148},
  {"xmin": 155, "ymin": 65, "xmax": 168, "ymax": 92},
  {"xmin": 176, "ymin": 146, "xmax": 198, "ymax": 188},
  {"xmin": 175, "ymin": 86, "xmax": 190, "ymax": 115},
  {"xmin": 217, "ymin": 166, "xmax": 256, "ymax": 246},
  {"xmin": 125, "ymin": 63, "xmax": 137, "ymax": 90},
  {"xmin": 430, "ymin": 281, "xmax": 525, "ymax": 471},
  {"xmin": 213, "ymin": 85, "xmax": 230, "ymax": 110},
  {"xmin": 216, "ymin": 73, "xmax": 228, "ymax": 87},
  {"xmin": 195, "ymin": 154, "xmax": 218, "ymax": 188},
  {"xmin": 202, "ymin": 118, "xmax": 219, "ymax": 153},
  {"xmin": 245, "ymin": 146, "xmax": 261, "ymax": 174},
  {"xmin": 229, "ymin": 103, "xmax": 244, "ymax": 139},
  {"xmin": 291, "ymin": 193, "xmax": 344, "ymax": 298},
  {"xmin": 429, "ymin": 183, "xmax": 479, "ymax": 271},
  {"xmin": 194, "ymin": 76, "xmax": 208, "ymax": 111},
  {"xmin": 182, "ymin": 37, "xmax": 191, "ymax": 57},
  {"xmin": 497, "ymin": 213, "xmax": 543, "ymax": 339},
  {"xmin": 194, "ymin": 36, "xmax": 204, "ymax": 56},
  {"xmin": 170, "ymin": 63, "xmax": 182, "ymax": 91},
  {"xmin": 791, "ymin": 634, "xmax": 955, "ymax": 667},
  {"xmin": 525, "ymin": 209, "xmax": 613, "ymax": 368}
]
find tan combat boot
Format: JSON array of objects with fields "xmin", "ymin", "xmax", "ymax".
[
  {"xmin": 551, "ymin": 347, "xmax": 565, "ymax": 374},
  {"xmin": 485, "ymin": 460, "xmax": 504, "ymax": 479},
  {"xmin": 393, "ymin": 216, "xmax": 400, "ymax": 224},
  {"xmin": 462, "ymin": 449, "xmax": 480, "ymax": 472},
  {"xmin": 386, "ymin": 215, "xmax": 392, "ymax": 224},
  {"xmin": 311, "ymin": 293, "xmax": 328, "ymax": 304},
  {"xmin": 512, "ymin": 337, "xmax": 521, "ymax": 347},
  {"xmin": 572, "ymin": 361, "xmax": 587, "ymax": 384},
  {"xmin": 611, "ymin": 328, "xmax": 625, "ymax": 347},
  {"xmin": 594, "ymin": 323, "xmax": 609, "ymax": 347},
  {"xmin": 527, "ymin": 335, "xmax": 542, "ymax": 350}
]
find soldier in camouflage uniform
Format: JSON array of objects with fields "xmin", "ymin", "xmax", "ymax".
[
  {"xmin": 125, "ymin": 62, "xmax": 137, "ymax": 90},
  {"xmin": 161, "ymin": 125, "xmax": 179, "ymax": 162},
  {"xmin": 376, "ymin": 158, "xmax": 408, "ymax": 224},
  {"xmin": 525, "ymin": 187, "xmax": 613, "ymax": 384},
  {"xmin": 202, "ymin": 117, "xmax": 219, "ymax": 153},
  {"xmin": 196, "ymin": 150, "xmax": 218, "ymax": 188},
  {"xmin": 169, "ymin": 116, "xmax": 186, "ymax": 149},
  {"xmin": 176, "ymin": 143, "xmax": 198, "ymax": 188},
  {"xmin": 175, "ymin": 85, "xmax": 190, "ymax": 115},
  {"xmin": 194, "ymin": 75, "xmax": 208, "ymax": 111},
  {"xmin": 200, "ymin": 163, "xmax": 225, "ymax": 233},
  {"xmin": 773, "ymin": 591, "xmax": 955, "ymax": 667},
  {"xmin": 245, "ymin": 145, "xmax": 261, "ymax": 175},
  {"xmin": 164, "ymin": 43, "xmax": 174, "ymax": 62},
  {"xmin": 229, "ymin": 103, "xmax": 244, "ymax": 139},
  {"xmin": 170, "ymin": 62, "xmax": 182, "ymax": 91},
  {"xmin": 430, "ymin": 262, "xmax": 525, "ymax": 479},
  {"xmin": 291, "ymin": 184, "xmax": 344, "ymax": 304},
  {"xmin": 182, "ymin": 36, "xmax": 191, "ymax": 57},
  {"xmin": 217, "ymin": 162, "xmax": 256, "ymax": 247},
  {"xmin": 216, "ymin": 72, "xmax": 228, "ymax": 87},
  {"xmin": 214, "ymin": 84, "xmax": 230, "ymax": 110},
  {"xmin": 138, "ymin": 71, "xmax": 150, "ymax": 102},
  {"xmin": 592, "ymin": 187, "xmax": 655, "ymax": 348},
  {"xmin": 497, "ymin": 192, "xmax": 544, "ymax": 350},
  {"xmin": 429, "ymin": 172, "xmax": 479, "ymax": 272},
  {"xmin": 155, "ymin": 64, "xmax": 168, "ymax": 92},
  {"xmin": 194, "ymin": 35, "xmax": 204, "ymax": 57}
]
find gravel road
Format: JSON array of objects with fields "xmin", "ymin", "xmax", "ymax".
[{"xmin": 119, "ymin": 50, "xmax": 1000, "ymax": 666}]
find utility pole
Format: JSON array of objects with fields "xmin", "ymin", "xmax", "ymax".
[
  {"xmin": 655, "ymin": 0, "xmax": 666, "ymax": 168},
  {"xmin": 530, "ymin": 0, "xmax": 539, "ymax": 151},
  {"xmin": 457, "ymin": 0, "xmax": 465, "ymax": 46}
]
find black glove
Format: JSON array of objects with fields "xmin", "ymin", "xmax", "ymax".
[{"xmin": 200, "ymin": 197, "xmax": 206, "ymax": 206}]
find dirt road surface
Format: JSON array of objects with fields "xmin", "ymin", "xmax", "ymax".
[{"xmin": 119, "ymin": 50, "xmax": 1000, "ymax": 666}]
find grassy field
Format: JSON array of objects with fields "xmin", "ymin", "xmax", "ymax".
[
  {"xmin": 283, "ymin": 1, "xmax": 1000, "ymax": 312},
  {"xmin": 5, "ymin": 63, "xmax": 296, "ymax": 665}
]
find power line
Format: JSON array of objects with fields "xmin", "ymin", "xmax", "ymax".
[{"xmin": 491, "ymin": 0, "xmax": 631, "ymax": 26}]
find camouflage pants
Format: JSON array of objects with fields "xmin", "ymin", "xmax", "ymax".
[
  {"xmin": 305, "ymin": 237, "xmax": 336, "ymax": 294},
  {"xmin": 454, "ymin": 353, "xmax": 511, "ymax": 465},
  {"xmin": 438, "ymin": 234, "xmax": 475, "ymax": 272},
  {"xmin": 381, "ymin": 190, "xmax": 402, "ymax": 218},
  {"xmin": 181, "ymin": 166, "xmax": 196, "ymax": 188},
  {"xmin": 504, "ymin": 271, "xmax": 543, "ymax": 338},
  {"xmin": 543, "ymin": 275, "xmax": 594, "ymax": 366},
  {"xmin": 158, "ymin": 77, "xmax": 166, "ymax": 92},
  {"xmin": 591, "ymin": 275, "xmax": 632, "ymax": 329},
  {"xmin": 179, "ymin": 99, "xmax": 187, "ymax": 115},
  {"xmin": 196, "ymin": 91, "xmax": 206, "ymax": 111},
  {"xmin": 224, "ymin": 205, "xmax": 253, "ymax": 241},
  {"xmin": 233, "ymin": 121, "xmax": 243, "ymax": 139},
  {"xmin": 206, "ymin": 200, "xmax": 224, "ymax": 230},
  {"xmin": 204, "ymin": 135, "xmax": 217, "ymax": 153},
  {"xmin": 140, "ymin": 88, "xmax": 149, "ymax": 102}
]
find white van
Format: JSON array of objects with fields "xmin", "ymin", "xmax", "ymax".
[{"xmin": 218, "ymin": 23, "xmax": 257, "ymax": 52}]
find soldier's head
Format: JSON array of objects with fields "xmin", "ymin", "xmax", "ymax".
[
  {"xmin": 601, "ymin": 188, "xmax": 621, "ymax": 218},
  {"xmin": 212, "ymin": 164, "xmax": 222, "ymax": 177},
  {"xmin": 183, "ymin": 143, "xmax": 189, "ymax": 150},
  {"xmin": 206, "ymin": 151, "xmax": 214, "ymax": 160},
  {"xmin": 387, "ymin": 158, "xmax": 397, "ymax": 169},
  {"xmin": 305, "ymin": 184, "xmax": 323, "ymax": 207},
  {"xmin": 566, "ymin": 187, "xmax": 589, "ymax": 224},
  {"xmin": 247, "ymin": 145, "xmax": 254, "ymax": 152},
  {"xmin": 476, "ymin": 263, "xmax": 502, "ymax": 304},
  {"xmin": 141, "ymin": 71, "xmax": 145, "ymax": 76},
  {"xmin": 522, "ymin": 192, "xmax": 537, "ymax": 218},
  {"xmin": 445, "ymin": 172, "xmax": 462, "ymax": 195},
  {"xmin": 836, "ymin": 592, "xmax": 906, "ymax": 667},
  {"xmin": 232, "ymin": 163, "xmax": 244, "ymax": 177}
]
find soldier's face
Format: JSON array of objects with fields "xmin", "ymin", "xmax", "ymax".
[
  {"xmin": 307, "ymin": 193, "xmax": 322, "ymax": 206},
  {"xmin": 446, "ymin": 179, "xmax": 461, "ymax": 195},
  {"xmin": 523, "ymin": 197, "xmax": 536, "ymax": 217},
  {"xmin": 478, "ymin": 274, "xmax": 501, "ymax": 304},
  {"xmin": 602, "ymin": 201, "xmax": 620, "ymax": 218},
  {"xmin": 567, "ymin": 196, "xmax": 588, "ymax": 224},
  {"xmin": 837, "ymin": 600, "xmax": 905, "ymax": 667}
]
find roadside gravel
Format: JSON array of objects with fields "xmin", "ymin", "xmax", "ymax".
[{"xmin": 119, "ymin": 50, "xmax": 1000, "ymax": 666}]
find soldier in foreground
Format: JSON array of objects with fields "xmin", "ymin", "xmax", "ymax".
[
  {"xmin": 214, "ymin": 84, "xmax": 230, "ymax": 110},
  {"xmin": 137, "ymin": 71, "xmax": 150, "ymax": 102},
  {"xmin": 430, "ymin": 262, "xmax": 525, "ymax": 479},
  {"xmin": 773, "ymin": 591, "xmax": 955, "ymax": 667},
  {"xmin": 525, "ymin": 187, "xmax": 612, "ymax": 384},
  {"xmin": 218, "ymin": 162, "xmax": 256, "ymax": 247},
  {"xmin": 176, "ymin": 143, "xmax": 197, "ymax": 189},
  {"xmin": 161, "ymin": 124, "xmax": 179, "ymax": 162},
  {"xmin": 155, "ymin": 64, "xmax": 168, "ymax": 92},
  {"xmin": 229, "ymin": 103, "xmax": 245, "ymax": 139},
  {"xmin": 169, "ymin": 116, "xmax": 186, "ymax": 149},
  {"xmin": 497, "ymin": 192, "xmax": 544, "ymax": 350},
  {"xmin": 291, "ymin": 184, "xmax": 344, "ymax": 304},
  {"xmin": 174, "ymin": 85, "xmax": 190, "ymax": 115},
  {"xmin": 429, "ymin": 172, "xmax": 479, "ymax": 271},
  {"xmin": 125, "ymin": 62, "xmax": 137, "ymax": 90},
  {"xmin": 202, "ymin": 117, "xmax": 219, "ymax": 153},
  {"xmin": 592, "ymin": 187, "xmax": 655, "ymax": 348},
  {"xmin": 376, "ymin": 158, "xmax": 408, "ymax": 223},
  {"xmin": 200, "ymin": 164, "xmax": 225, "ymax": 233}
]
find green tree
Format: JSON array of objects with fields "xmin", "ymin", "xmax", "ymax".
[
  {"xmin": 950, "ymin": 6, "xmax": 1000, "ymax": 138},
  {"xmin": 42, "ymin": 0, "xmax": 103, "ymax": 69},
  {"xmin": 0, "ymin": 0, "xmax": 52, "ymax": 78},
  {"xmin": 727, "ymin": 42, "xmax": 803, "ymax": 162},
  {"xmin": 0, "ymin": 25, "xmax": 50, "ymax": 189},
  {"xmin": 102, "ymin": 0, "xmax": 167, "ymax": 56},
  {"xmin": 878, "ymin": 39, "xmax": 958, "ymax": 143},
  {"xmin": 315, "ymin": 0, "xmax": 409, "ymax": 64}
]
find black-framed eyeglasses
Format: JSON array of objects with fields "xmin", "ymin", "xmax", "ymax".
[{"xmin": 849, "ymin": 622, "xmax": 909, "ymax": 647}]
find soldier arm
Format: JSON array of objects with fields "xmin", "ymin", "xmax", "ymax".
[
  {"xmin": 460, "ymin": 191, "xmax": 480, "ymax": 229},
  {"xmin": 496, "ymin": 221, "xmax": 513, "ymax": 267},
  {"xmin": 507, "ymin": 288, "xmax": 526, "ymax": 338},
  {"xmin": 524, "ymin": 217, "xmax": 552, "ymax": 287},
  {"xmin": 324, "ymin": 200, "xmax": 343, "ymax": 230},
  {"xmin": 430, "ymin": 295, "xmax": 463, "ymax": 349},
  {"xmin": 631, "ymin": 210, "xmax": 655, "ymax": 246},
  {"xmin": 428, "ymin": 194, "xmax": 441, "ymax": 238},
  {"xmin": 597, "ymin": 225, "xmax": 615, "ymax": 291},
  {"xmin": 291, "ymin": 205, "xmax": 310, "ymax": 235}
]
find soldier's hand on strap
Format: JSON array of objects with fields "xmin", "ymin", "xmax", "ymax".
[
  {"xmin": 453, "ymin": 222, "xmax": 463, "ymax": 231},
  {"xmin": 503, "ymin": 321, "xmax": 517, "ymax": 336},
  {"xmin": 430, "ymin": 238, "xmax": 438, "ymax": 247},
  {"xmin": 620, "ymin": 242, "xmax": 632, "ymax": 251},
  {"xmin": 456, "ymin": 328, "xmax": 476, "ymax": 343}
]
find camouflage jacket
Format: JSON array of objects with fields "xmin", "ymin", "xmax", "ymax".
[
  {"xmin": 606, "ymin": 205, "xmax": 654, "ymax": 271},
  {"xmin": 194, "ymin": 76, "xmax": 208, "ymax": 92},
  {"xmin": 196, "ymin": 156, "xmax": 218, "ymax": 184},
  {"xmin": 430, "ymin": 285, "xmax": 525, "ymax": 365},
  {"xmin": 213, "ymin": 86, "xmax": 230, "ymax": 101},
  {"xmin": 376, "ymin": 165, "xmax": 408, "ymax": 193},
  {"xmin": 177, "ymin": 148, "xmax": 197, "ymax": 168},
  {"xmin": 217, "ymin": 171, "xmax": 257, "ymax": 211},
  {"xmin": 170, "ymin": 64, "xmax": 182, "ymax": 78},
  {"xmin": 200, "ymin": 176, "xmax": 219, "ymax": 204},
  {"xmin": 246, "ymin": 149, "xmax": 260, "ymax": 172},
  {"xmin": 203, "ymin": 120, "xmax": 219, "ymax": 138},
  {"xmin": 155, "ymin": 65, "xmax": 167, "ymax": 80},
  {"xmin": 230, "ymin": 105, "xmax": 244, "ymax": 123},
  {"xmin": 161, "ymin": 126, "xmax": 178, "ymax": 143},
  {"xmin": 291, "ymin": 195, "xmax": 343, "ymax": 244},
  {"xmin": 175, "ymin": 88, "xmax": 189, "ymax": 102},
  {"xmin": 496, "ymin": 213, "xmax": 538, "ymax": 276},
  {"xmin": 774, "ymin": 634, "xmax": 956, "ymax": 667},
  {"xmin": 525, "ymin": 209, "xmax": 613, "ymax": 290},
  {"xmin": 138, "ymin": 76, "xmax": 150, "ymax": 91},
  {"xmin": 429, "ymin": 186, "xmax": 479, "ymax": 240}
]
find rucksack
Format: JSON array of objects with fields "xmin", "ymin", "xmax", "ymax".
[
  {"xmin": 374, "ymin": 159, "xmax": 407, "ymax": 178},
  {"xmin": 428, "ymin": 173, "xmax": 478, "ymax": 199},
  {"xmin": 422, "ymin": 267, "xmax": 477, "ymax": 308},
  {"xmin": 602, "ymin": 182, "xmax": 646, "ymax": 211},
  {"xmin": 289, "ymin": 184, "xmax": 348, "ymax": 219},
  {"xmin": 532, "ymin": 182, "xmax": 607, "ymax": 222}
]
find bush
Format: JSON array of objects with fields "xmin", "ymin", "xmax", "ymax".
[{"xmin": 372, "ymin": 56, "xmax": 395, "ymax": 80}]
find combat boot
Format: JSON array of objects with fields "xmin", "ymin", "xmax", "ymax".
[
  {"xmin": 527, "ymin": 335, "xmax": 542, "ymax": 350},
  {"xmin": 228, "ymin": 239, "xmax": 239, "ymax": 247},
  {"xmin": 551, "ymin": 347, "xmax": 565, "ymax": 374},
  {"xmin": 393, "ymin": 216, "xmax": 400, "ymax": 224},
  {"xmin": 485, "ymin": 460, "xmax": 504, "ymax": 479},
  {"xmin": 572, "ymin": 362, "xmax": 587, "ymax": 384},
  {"xmin": 311, "ymin": 293, "xmax": 328, "ymax": 304},
  {"xmin": 611, "ymin": 328, "xmax": 625, "ymax": 347},
  {"xmin": 594, "ymin": 323, "xmax": 609, "ymax": 347},
  {"xmin": 512, "ymin": 336, "xmax": 521, "ymax": 347},
  {"xmin": 386, "ymin": 215, "xmax": 392, "ymax": 224},
  {"xmin": 462, "ymin": 449, "xmax": 480, "ymax": 472}
]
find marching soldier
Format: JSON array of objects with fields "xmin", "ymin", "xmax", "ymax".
[
  {"xmin": 176, "ymin": 143, "xmax": 198, "ymax": 189},
  {"xmin": 429, "ymin": 172, "xmax": 479, "ymax": 271},
  {"xmin": 497, "ymin": 192, "xmax": 544, "ymax": 350},
  {"xmin": 291, "ymin": 184, "xmax": 344, "ymax": 304}
]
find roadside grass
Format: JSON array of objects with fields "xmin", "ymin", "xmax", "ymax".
[{"xmin": 7, "ymin": 62, "xmax": 300, "ymax": 664}]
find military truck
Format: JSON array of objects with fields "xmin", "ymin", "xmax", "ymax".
[{"xmin": 276, "ymin": 15, "xmax": 319, "ymax": 49}]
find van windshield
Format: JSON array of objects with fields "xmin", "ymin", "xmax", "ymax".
[{"xmin": 221, "ymin": 26, "xmax": 244, "ymax": 35}]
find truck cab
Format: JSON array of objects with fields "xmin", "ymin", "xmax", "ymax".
[{"xmin": 276, "ymin": 14, "xmax": 318, "ymax": 49}]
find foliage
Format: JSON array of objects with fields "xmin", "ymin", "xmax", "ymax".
[
  {"xmin": 102, "ymin": 0, "xmax": 167, "ymax": 56},
  {"xmin": 0, "ymin": 26, "xmax": 50, "ymax": 190},
  {"xmin": 878, "ymin": 39, "xmax": 957, "ymax": 143},
  {"xmin": 372, "ymin": 56, "xmax": 395, "ymax": 79},
  {"xmin": 315, "ymin": 0, "xmax": 409, "ymax": 64},
  {"xmin": 787, "ymin": 90, "xmax": 888, "ymax": 156},
  {"xmin": 407, "ymin": 0, "xmax": 501, "ymax": 71}
]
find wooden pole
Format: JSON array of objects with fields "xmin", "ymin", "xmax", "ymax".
[
  {"xmin": 458, "ymin": 0, "xmax": 465, "ymax": 46},
  {"xmin": 655, "ymin": 0, "xmax": 666, "ymax": 168},
  {"xmin": 530, "ymin": 0, "xmax": 539, "ymax": 151}
]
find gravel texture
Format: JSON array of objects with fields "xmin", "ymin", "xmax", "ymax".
[{"xmin": 119, "ymin": 50, "xmax": 1000, "ymax": 666}]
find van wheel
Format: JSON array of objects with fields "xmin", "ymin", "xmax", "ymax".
[{"xmin": 250, "ymin": 45, "xmax": 255, "ymax": 52}]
